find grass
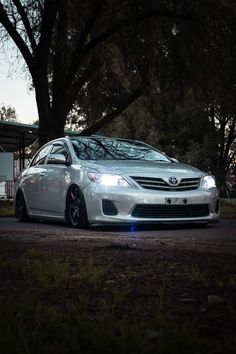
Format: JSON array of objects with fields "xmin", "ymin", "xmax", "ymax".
[
  {"xmin": 183, "ymin": 264, "xmax": 208, "ymax": 286},
  {"xmin": 217, "ymin": 264, "xmax": 236, "ymax": 288},
  {"xmin": 220, "ymin": 199, "xmax": 236, "ymax": 218},
  {"xmin": 73, "ymin": 258, "xmax": 107, "ymax": 287},
  {"xmin": 111, "ymin": 284, "xmax": 131, "ymax": 310},
  {"xmin": 157, "ymin": 283, "xmax": 171, "ymax": 309},
  {"xmin": 0, "ymin": 293, "xmax": 209, "ymax": 354},
  {"xmin": 0, "ymin": 298, "xmax": 206, "ymax": 354},
  {"xmin": 0, "ymin": 249, "xmax": 235, "ymax": 354},
  {"xmin": 0, "ymin": 200, "xmax": 14, "ymax": 217},
  {"xmin": 0, "ymin": 256, "xmax": 11, "ymax": 269},
  {"xmin": 21, "ymin": 249, "xmax": 71, "ymax": 289}
]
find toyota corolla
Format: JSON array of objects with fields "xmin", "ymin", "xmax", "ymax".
[{"xmin": 14, "ymin": 136, "xmax": 220, "ymax": 227}]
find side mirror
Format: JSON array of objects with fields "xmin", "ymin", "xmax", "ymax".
[{"xmin": 47, "ymin": 153, "xmax": 67, "ymax": 165}]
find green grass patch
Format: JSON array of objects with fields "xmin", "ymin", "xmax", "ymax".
[
  {"xmin": 73, "ymin": 258, "xmax": 107, "ymax": 287},
  {"xmin": 183, "ymin": 264, "xmax": 208, "ymax": 286},
  {"xmin": 0, "ymin": 200, "xmax": 14, "ymax": 217},
  {"xmin": 0, "ymin": 251, "xmax": 234, "ymax": 354},
  {"xmin": 221, "ymin": 199, "xmax": 236, "ymax": 218},
  {"xmin": 21, "ymin": 249, "xmax": 71, "ymax": 289},
  {"xmin": 0, "ymin": 256, "xmax": 11, "ymax": 269},
  {"xmin": 0, "ymin": 293, "xmax": 210, "ymax": 354}
]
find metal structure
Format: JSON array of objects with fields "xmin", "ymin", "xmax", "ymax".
[{"xmin": 0, "ymin": 121, "xmax": 38, "ymax": 170}]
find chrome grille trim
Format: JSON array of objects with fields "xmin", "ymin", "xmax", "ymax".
[{"xmin": 130, "ymin": 176, "xmax": 200, "ymax": 191}]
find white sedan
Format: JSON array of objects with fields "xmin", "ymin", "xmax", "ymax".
[{"xmin": 14, "ymin": 136, "xmax": 220, "ymax": 227}]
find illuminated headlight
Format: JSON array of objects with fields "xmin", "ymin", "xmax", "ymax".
[
  {"xmin": 88, "ymin": 173, "xmax": 131, "ymax": 188},
  {"xmin": 202, "ymin": 175, "xmax": 216, "ymax": 189}
]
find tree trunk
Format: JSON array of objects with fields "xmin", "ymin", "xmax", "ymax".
[
  {"xmin": 34, "ymin": 71, "xmax": 67, "ymax": 146},
  {"xmin": 213, "ymin": 165, "xmax": 230, "ymax": 198},
  {"xmin": 34, "ymin": 75, "xmax": 55, "ymax": 146}
]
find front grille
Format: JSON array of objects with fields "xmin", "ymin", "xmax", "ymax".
[
  {"xmin": 131, "ymin": 204, "xmax": 209, "ymax": 218},
  {"xmin": 131, "ymin": 176, "xmax": 200, "ymax": 191}
]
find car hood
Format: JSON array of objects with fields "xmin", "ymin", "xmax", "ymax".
[{"xmin": 83, "ymin": 160, "xmax": 205, "ymax": 177}]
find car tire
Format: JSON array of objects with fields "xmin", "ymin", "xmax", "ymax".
[
  {"xmin": 15, "ymin": 190, "xmax": 29, "ymax": 222},
  {"xmin": 65, "ymin": 184, "xmax": 88, "ymax": 228}
]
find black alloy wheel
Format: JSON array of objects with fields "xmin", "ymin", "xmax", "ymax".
[
  {"xmin": 66, "ymin": 185, "xmax": 88, "ymax": 228},
  {"xmin": 15, "ymin": 190, "xmax": 29, "ymax": 222}
]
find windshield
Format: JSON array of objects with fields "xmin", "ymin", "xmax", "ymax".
[{"xmin": 71, "ymin": 138, "xmax": 170, "ymax": 162}]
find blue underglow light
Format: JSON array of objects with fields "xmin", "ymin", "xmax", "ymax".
[{"xmin": 130, "ymin": 225, "xmax": 137, "ymax": 232}]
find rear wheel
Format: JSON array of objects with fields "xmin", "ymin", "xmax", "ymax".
[
  {"xmin": 15, "ymin": 190, "xmax": 29, "ymax": 222},
  {"xmin": 65, "ymin": 185, "xmax": 88, "ymax": 228}
]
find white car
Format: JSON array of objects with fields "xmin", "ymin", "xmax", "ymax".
[{"xmin": 14, "ymin": 136, "xmax": 220, "ymax": 227}]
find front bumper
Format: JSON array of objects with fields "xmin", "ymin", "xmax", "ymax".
[{"xmin": 83, "ymin": 185, "xmax": 220, "ymax": 225}]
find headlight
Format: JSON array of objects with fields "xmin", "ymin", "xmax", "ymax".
[
  {"xmin": 88, "ymin": 173, "xmax": 131, "ymax": 188},
  {"xmin": 202, "ymin": 175, "xmax": 216, "ymax": 189}
]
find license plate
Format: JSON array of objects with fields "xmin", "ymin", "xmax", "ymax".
[{"xmin": 165, "ymin": 198, "xmax": 188, "ymax": 205}]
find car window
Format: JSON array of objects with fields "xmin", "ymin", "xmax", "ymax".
[
  {"xmin": 31, "ymin": 145, "xmax": 52, "ymax": 166},
  {"xmin": 72, "ymin": 138, "xmax": 170, "ymax": 162}
]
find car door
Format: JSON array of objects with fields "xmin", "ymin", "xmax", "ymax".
[
  {"xmin": 22, "ymin": 144, "xmax": 53, "ymax": 214},
  {"xmin": 40, "ymin": 142, "xmax": 71, "ymax": 216}
]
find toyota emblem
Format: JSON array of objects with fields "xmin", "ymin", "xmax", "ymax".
[{"xmin": 168, "ymin": 177, "xmax": 179, "ymax": 185}]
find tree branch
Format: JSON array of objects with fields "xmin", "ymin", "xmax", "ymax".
[
  {"xmin": 66, "ymin": 6, "xmax": 194, "ymax": 92},
  {"xmin": 0, "ymin": 1, "xmax": 34, "ymax": 74},
  {"xmin": 226, "ymin": 149, "xmax": 236, "ymax": 171},
  {"xmin": 52, "ymin": 0, "xmax": 68, "ymax": 106},
  {"xmin": 79, "ymin": 9, "xmax": 194, "ymax": 63},
  {"xmin": 80, "ymin": 85, "xmax": 143, "ymax": 136},
  {"xmin": 66, "ymin": 54, "xmax": 101, "ymax": 116},
  {"xmin": 12, "ymin": 0, "xmax": 37, "ymax": 52},
  {"xmin": 38, "ymin": 0, "xmax": 59, "ymax": 67},
  {"xmin": 223, "ymin": 116, "xmax": 236, "ymax": 162},
  {"xmin": 65, "ymin": 1, "xmax": 102, "ymax": 90}
]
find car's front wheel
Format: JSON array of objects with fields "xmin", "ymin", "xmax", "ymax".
[
  {"xmin": 15, "ymin": 190, "xmax": 29, "ymax": 222},
  {"xmin": 65, "ymin": 185, "xmax": 88, "ymax": 228}
]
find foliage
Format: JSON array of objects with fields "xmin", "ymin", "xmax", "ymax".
[
  {"xmin": 0, "ymin": 0, "xmax": 236, "ymax": 147},
  {"xmin": 150, "ymin": 98, "xmax": 218, "ymax": 173},
  {"xmin": 220, "ymin": 199, "xmax": 236, "ymax": 218},
  {"xmin": 0, "ymin": 104, "xmax": 18, "ymax": 121},
  {"xmin": 100, "ymin": 96, "xmax": 160, "ymax": 146}
]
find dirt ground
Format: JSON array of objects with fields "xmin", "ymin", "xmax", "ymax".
[{"xmin": 0, "ymin": 222, "xmax": 236, "ymax": 353}]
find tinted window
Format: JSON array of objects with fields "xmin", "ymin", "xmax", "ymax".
[
  {"xmin": 31, "ymin": 145, "xmax": 52, "ymax": 166},
  {"xmin": 72, "ymin": 138, "xmax": 170, "ymax": 162}
]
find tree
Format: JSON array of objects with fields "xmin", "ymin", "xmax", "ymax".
[
  {"xmin": 207, "ymin": 102, "xmax": 236, "ymax": 195},
  {"xmin": 147, "ymin": 96, "xmax": 235, "ymax": 194},
  {"xmin": 0, "ymin": 0, "xmax": 236, "ymax": 146},
  {"xmin": 0, "ymin": 104, "xmax": 18, "ymax": 121}
]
